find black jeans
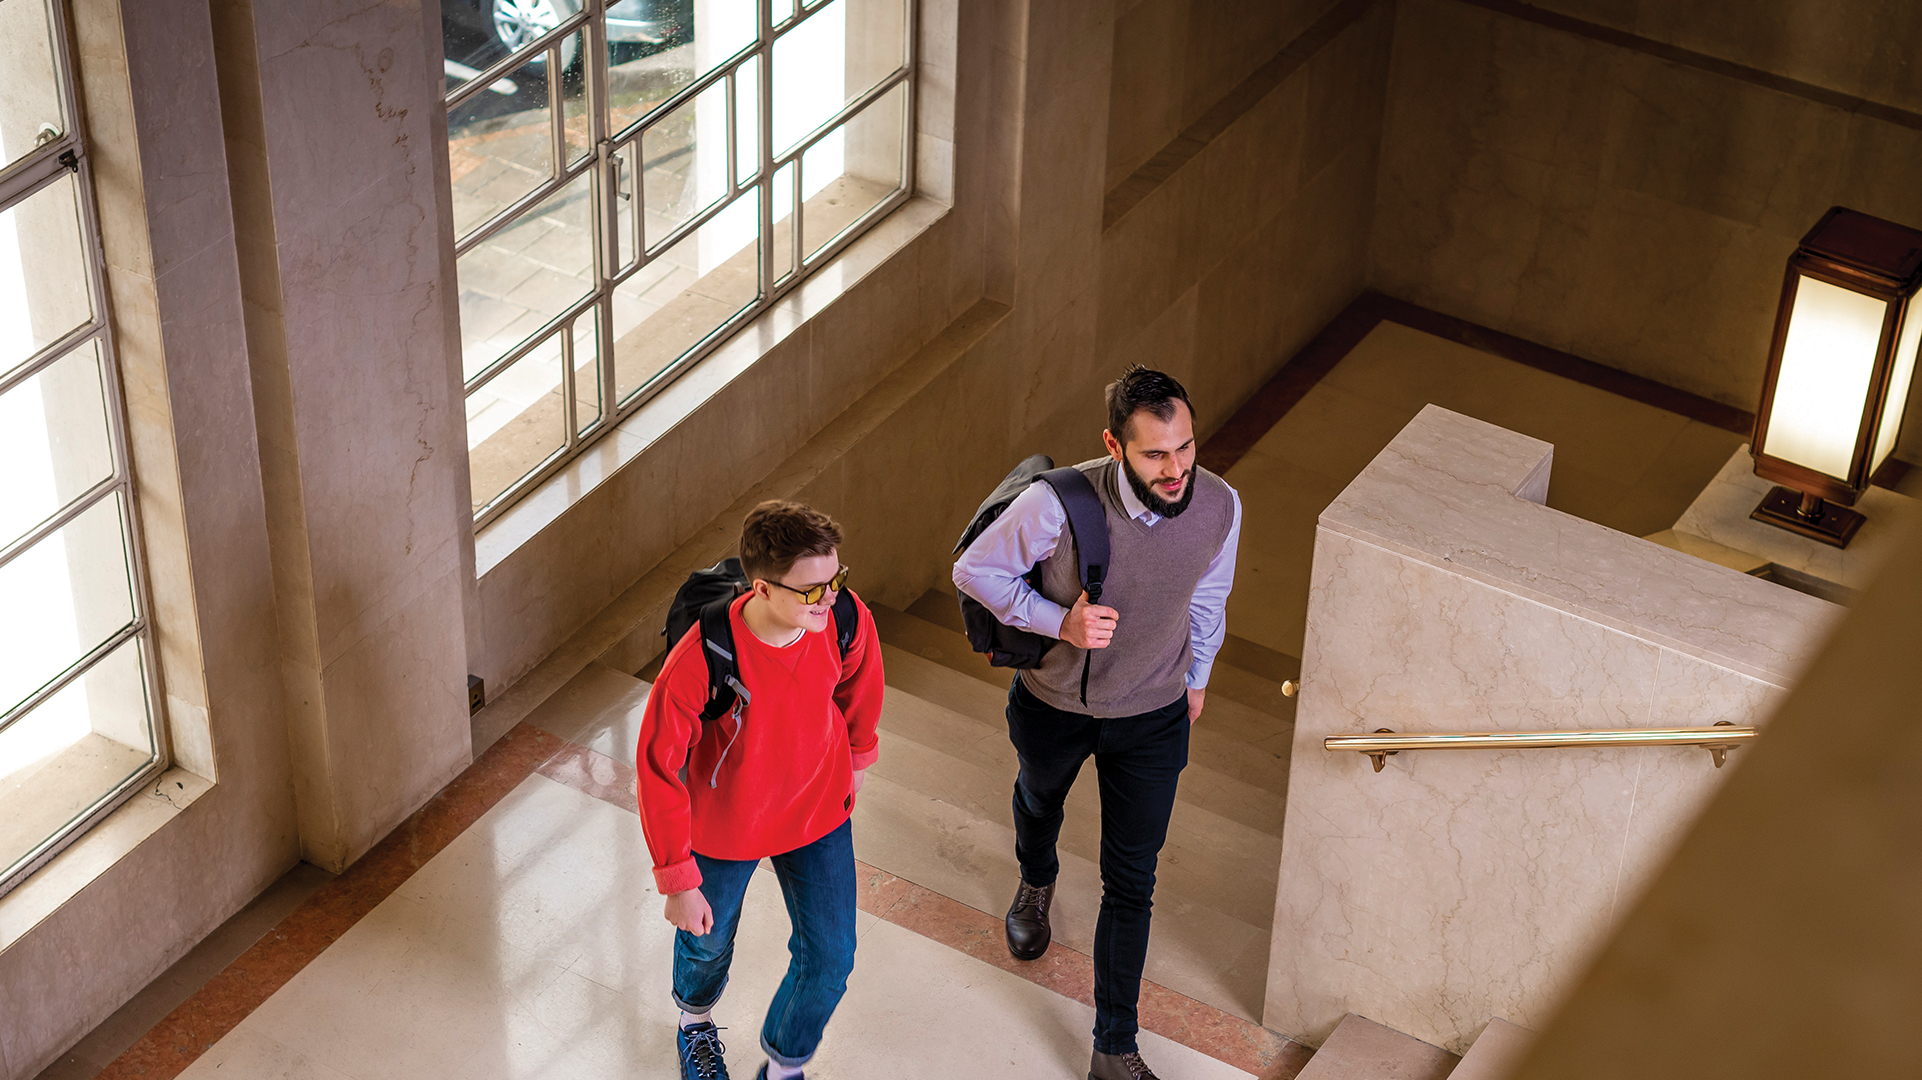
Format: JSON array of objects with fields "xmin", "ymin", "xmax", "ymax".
[{"xmin": 1006, "ymin": 674, "xmax": 1190, "ymax": 1056}]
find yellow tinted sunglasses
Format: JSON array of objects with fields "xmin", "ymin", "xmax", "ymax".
[{"xmin": 769, "ymin": 565, "xmax": 850, "ymax": 605}]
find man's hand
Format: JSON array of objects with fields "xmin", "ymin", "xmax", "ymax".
[
  {"xmin": 1187, "ymin": 687, "xmax": 1205, "ymax": 724},
  {"xmin": 1059, "ymin": 591, "xmax": 1120, "ymax": 650},
  {"xmin": 851, "ymin": 768, "xmax": 868, "ymax": 795},
  {"xmin": 664, "ymin": 888, "xmax": 714, "ymax": 936}
]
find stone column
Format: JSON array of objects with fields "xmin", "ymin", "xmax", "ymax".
[{"xmin": 209, "ymin": 0, "xmax": 474, "ymax": 871}]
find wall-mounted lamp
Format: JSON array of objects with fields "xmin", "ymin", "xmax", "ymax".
[{"xmin": 1750, "ymin": 207, "xmax": 1922, "ymax": 547}]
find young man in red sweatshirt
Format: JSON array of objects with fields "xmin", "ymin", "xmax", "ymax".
[{"xmin": 638, "ymin": 500, "xmax": 884, "ymax": 1080}]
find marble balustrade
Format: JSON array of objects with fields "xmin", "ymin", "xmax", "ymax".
[{"xmin": 1264, "ymin": 405, "xmax": 1837, "ymax": 1053}]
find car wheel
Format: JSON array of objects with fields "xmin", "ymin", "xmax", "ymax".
[{"xmin": 492, "ymin": 0, "xmax": 580, "ymax": 68}]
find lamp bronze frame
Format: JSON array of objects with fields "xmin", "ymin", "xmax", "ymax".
[{"xmin": 1750, "ymin": 207, "xmax": 1922, "ymax": 547}]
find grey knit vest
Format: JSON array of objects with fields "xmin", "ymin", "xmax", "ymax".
[{"xmin": 1020, "ymin": 458, "xmax": 1236, "ymax": 718}]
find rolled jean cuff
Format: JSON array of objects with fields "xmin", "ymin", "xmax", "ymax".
[
  {"xmin": 671, "ymin": 979, "xmax": 725, "ymax": 1014},
  {"xmin": 761, "ymin": 1033, "xmax": 814, "ymax": 1069}
]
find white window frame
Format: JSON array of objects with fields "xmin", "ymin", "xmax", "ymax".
[
  {"xmin": 447, "ymin": 0, "xmax": 918, "ymax": 528},
  {"xmin": 0, "ymin": 0, "xmax": 167, "ymax": 899}
]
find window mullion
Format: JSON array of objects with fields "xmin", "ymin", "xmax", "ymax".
[
  {"xmin": 0, "ymin": 474, "xmax": 119, "ymax": 573},
  {"xmin": 760, "ymin": 0, "xmax": 777, "ymax": 295},
  {"xmin": 0, "ymin": 621, "xmax": 144, "ymax": 741}
]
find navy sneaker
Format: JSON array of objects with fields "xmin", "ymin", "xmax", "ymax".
[
  {"xmin": 678, "ymin": 1022, "xmax": 729, "ymax": 1080},
  {"xmin": 755, "ymin": 1065, "xmax": 801, "ymax": 1080}
]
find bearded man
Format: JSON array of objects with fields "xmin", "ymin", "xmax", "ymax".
[{"xmin": 952, "ymin": 366, "xmax": 1242, "ymax": 1080}]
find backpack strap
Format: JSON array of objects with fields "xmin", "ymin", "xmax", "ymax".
[
  {"xmin": 1036, "ymin": 466, "xmax": 1110, "ymax": 602},
  {"xmin": 699, "ymin": 589, "xmax": 858, "ymax": 724},
  {"xmin": 830, "ymin": 588, "xmax": 859, "ymax": 659},
  {"xmin": 696, "ymin": 596, "xmax": 750, "ymax": 724},
  {"xmin": 1036, "ymin": 466, "xmax": 1112, "ymax": 706}
]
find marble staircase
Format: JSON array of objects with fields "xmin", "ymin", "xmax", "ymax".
[{"xmin": 857, "ymin": 586, "xmax": 1300, "ymax": 1024}]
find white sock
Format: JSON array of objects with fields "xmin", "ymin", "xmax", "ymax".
[
  {"xmin": 765, "ymin": 1060, "xmax": 805, "ymax": 1080},
  {"xmin": 679, "ymin": 1009, "xmax": 712, "ymax": 1030}
]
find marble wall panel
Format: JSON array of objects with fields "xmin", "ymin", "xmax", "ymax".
[
  {"xmin": 1180, "ymin": 73, "xmax": 1308, "ymax": 285},
  {"xmin": 1299, "ymin": 0, "xmax": 1393, "ymax": 185},
  {"xmin": 1501, "ymin": 516, "xmax": 1922, "ymax": 1080},
  {"xmin": 1097, "ymin": 166, "xmax": 1192, "ymax": 356},
  {"xmin": 1526, "ymin": 0, "xmax": 1922, "ymax": 118},
  {"xmin": 1180, "ymin": 0, "xmax": 1334, "ymax": 131},
  {"xmin": 1015, "ymin": 72, "xmax": 1110, "ymax": 337},
  {"xmin": 1372, "ymin": 0, "xmax": 1922, "ymax": 464},
  {"xmin": 1105, "ymin": 0, "xmax": 1189, "ymax": 189},
  {"xmin": 213, "ymin": 0, "xmax": 473, "ymax": 868},
  {"xmin": 1270, "ymin": 532, "xmax": 1654, "ymax": 1050},
  {"xmin": 315, "ymin": 566, "xmax": 473, "ymax": 862},
  {"xmin": 1266, "ymin": 410, "xmax": 1816, "ymax": 1054}
]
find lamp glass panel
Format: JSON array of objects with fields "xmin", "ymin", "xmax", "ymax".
[
  {"xmin": 1761, "ymin": 275, "xmax": 1888, "ymax": 479},
  {"xmin": 1872, "ymin": 298, "xmax": 1922, "ymax": 473}
]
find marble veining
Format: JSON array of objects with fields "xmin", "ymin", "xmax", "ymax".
[{"xmin": 1266, "ymin": 407, "xmax": 1831, "ymax": 1053}]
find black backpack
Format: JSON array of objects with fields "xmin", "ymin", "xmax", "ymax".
[
  {"xmin": 952, "ymin": 456, "xmax": 1111, "ymax": 702},
  {"xmin": 661, "ymin": 556, "xmax": 860, "ymax": 729}
]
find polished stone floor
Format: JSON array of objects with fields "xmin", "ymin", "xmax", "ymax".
[{"xmin": 50, "ymin": 322, "xmax": 1754, "ymax": 1080}]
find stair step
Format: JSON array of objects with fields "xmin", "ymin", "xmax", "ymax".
[
  {"xmin": 880, "ymin": 641, "xmax": 1289, "ymax": 838},
  {"xmin": 872, "ymin": 654, "xmax": 1285, "ymax": 927},
  {"xmin": 1298, "ymin": 1014, "xmax": 1459, "ymax": 1080},
  {"xmin": 857, "ymin": 682, "xmax": 1277, "ymax": 1021},
  {"xmin": 1447, "ymin": 1018, "xmax": 1532, "ymax": 1080},
  {"xmin": 873, "ymin": 605, "xmax": 1293, "ymax": 804}
]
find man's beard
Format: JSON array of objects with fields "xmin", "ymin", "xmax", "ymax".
[{"xmin": 1123, "ymin": 457, "xmax": 1197, "ymax": 518}]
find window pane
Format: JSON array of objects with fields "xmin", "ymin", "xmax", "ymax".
[
  {"xmin": 0, "ymin": 173, "xmax": 94, "ymax": 378},
  {"xmin": 770, "ymin": 160, "xmax": 796, "ymax": 286},
  {"xmin": 613, "ymin": 140, "xmax": 638, "ymax": 273},
  {"xmin": 0, "ymin": 0, "xmax": 67, "ymax": 175},
  {"xmin": 458, "ymin": 168, "xmax": 595, "ymax": 382},
  {"xmin": 562, "ymin": 32, "xmax": 591, "ymax": 165},
  {"xmin": 801, "ymin": 81, "xmax": 904, "ymax": 260},
  {"xmin": 0, "ymin": 493, "xmax": 135, "ymax": 719},
  {"xmin": 0, "ymin": 339, "xmax": 113, "ymax": 551},
  {"xmin": 735, "ymin": 55, "xmax": 760, "ymax": 185},
  {"xmin": 772, "ymin": 0, "xmax": 907, "ymax": 157},
  {"xmin": 481, "ymin": 0, "xmax": 580, "ymax": 64},
  {"xmin": 0, "ymin": 636, "xmax": 155, "ymax": 886},
  {"xmin": 467, "ymin": 331, "xmax": 566, "ymax": 513},
  {"xmin": 607, "ymin": 42, "xmax": 693, "ymax": 139},
  {"xmin": 574, "ymin": 314, "xmax": 602, "ymax": 435},
  {"xmin": 641, "ymin": 79, "xmax": 727, "ymax": 251},
  {"xmin": 612, "ymin": 188, "xmax": 759, "ymax": 403},
  {"xmin": 448, "ymin": 50, "xmax": 558, "ymax": 240}
]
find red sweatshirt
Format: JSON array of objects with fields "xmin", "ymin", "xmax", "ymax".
[{"xmin": 637, "ymin": 591, "xmax": 884, "ymax": 894}]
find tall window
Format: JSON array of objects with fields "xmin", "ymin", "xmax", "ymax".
[
  {"xmin": 0, "ymin": 0, "xmax": 164, "ymax": 898},
  {"xmin": 443, "ymin": 0, "xmax": 915, "ymax": 526}
]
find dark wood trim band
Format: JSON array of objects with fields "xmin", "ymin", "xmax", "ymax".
[
  {"xmin": 1375, "ymin": 295, "xmax": 1757, "ymax": 434},
  {"xmin": 1199, "ymin": 290, "xmax": 1756, "ymax": 475},
  {"xmin": 1458, "ymin": 0, "xmax": 1922, "ymax": 135},
  {"xmin": 1102, "ymin": 0, "xmax": 1380, "ymax": 232},
  {"xmin": 1200, "ymin": 290, "xmax": 1917, "ymax": 489}
]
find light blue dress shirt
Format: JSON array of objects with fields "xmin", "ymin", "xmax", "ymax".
[{"xmin": 951, "ymin": 467, "xmax": 1242, "ymax": 690}]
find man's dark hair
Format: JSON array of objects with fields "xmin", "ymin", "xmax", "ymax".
[
  {"xmin": 1105, "ymin": 365, "xmax": 1195, "ymax": 445},
  {"xmin": 739, "ymin": 500, "xmax": 844, "ymax": 584}
]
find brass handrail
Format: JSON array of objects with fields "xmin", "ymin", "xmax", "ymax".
[{"xmin": 1325, "ymin": 721, "xmax": 1754, "ymax": 772}]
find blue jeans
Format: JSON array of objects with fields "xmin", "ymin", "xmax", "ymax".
[
  {"xmin": 672, "ymin": 818, "xmax": 857, "ymax": 1067},
  {"xmin": 1007, "ymin": 674, "xmax": 1190, "ymax": 1056}
]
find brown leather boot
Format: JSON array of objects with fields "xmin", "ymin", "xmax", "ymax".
[
  {"xmin": 1004, "ymin": 879, "xmax": 1054, "ymax": 961},
  {"xmin": 1089, "ymin": 1050, "xmax": 1161, "ymax": 1079}
]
